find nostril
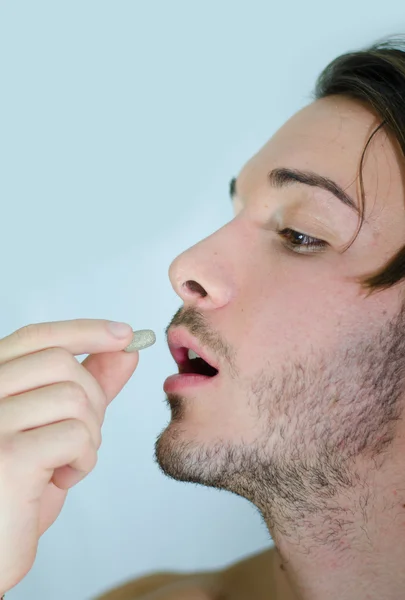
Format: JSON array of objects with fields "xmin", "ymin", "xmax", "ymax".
[{"xmin": 183, "ymin": 280, "xmax": 208, "ymax": 297}]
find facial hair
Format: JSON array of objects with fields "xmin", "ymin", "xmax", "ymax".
[{"xmin": 155, "ymin": 304, "xmax": 405, "ymax": 548}]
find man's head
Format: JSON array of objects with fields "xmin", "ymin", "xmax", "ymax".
[{"xmin": 155, "ymin": 36, "xmax": 405, "ymax": 542}]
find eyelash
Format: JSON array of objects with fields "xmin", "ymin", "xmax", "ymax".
[{"xmin": 276, "ymin": 228, "xmax": 328, "ymax": 254}]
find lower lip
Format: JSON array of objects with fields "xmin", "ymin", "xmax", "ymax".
[{"xmin": 163, "ymin": 373, "xmax": 218, "ymax": 394}]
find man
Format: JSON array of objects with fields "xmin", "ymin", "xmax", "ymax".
[{"xmin": 97, "ymin": 35, "xmax": 405, "ymax": 599}]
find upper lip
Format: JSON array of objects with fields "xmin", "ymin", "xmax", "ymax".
[{"xmin": 167, "ymin": 327, "xmax": 220, "ymax": 373}]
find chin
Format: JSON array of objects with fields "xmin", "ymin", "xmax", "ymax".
[
  {"xmin": 154, "ymin": 393, "xmax": 206, "ymax": 483},
  {"xmin": 154, "ymin": 394, "xmax": 257, "ymax": 500}
]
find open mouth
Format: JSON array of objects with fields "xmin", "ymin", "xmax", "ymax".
[
  {"xmin": 164, "ymin": 342, "xmax": 220, "ymax": 394},
  {"xmin": 179, "ymin": 348, "xmax": 219, "ymax": 378}
]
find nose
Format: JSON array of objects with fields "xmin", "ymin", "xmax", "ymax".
[{"xmin": 168, "ymin": 226, "xmax": 237, "ymax": 311}]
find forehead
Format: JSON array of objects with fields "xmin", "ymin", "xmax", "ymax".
[{"xmin": 236, "ymin": 96, "xmax": 405, "ymax": 225}]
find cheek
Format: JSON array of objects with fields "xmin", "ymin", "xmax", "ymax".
[{"xmin": 232, "ymin": 272, "xmax": 392, "ymax": 374}]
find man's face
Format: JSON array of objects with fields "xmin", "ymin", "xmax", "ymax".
[{"xmin": 155, "ymin": 96, "xmax": 405, "ymax": 522}]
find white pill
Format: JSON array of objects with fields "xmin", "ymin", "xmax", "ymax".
[{"xmin": 124, "ymin": 329, "xmax": 156, "ymax": 352}]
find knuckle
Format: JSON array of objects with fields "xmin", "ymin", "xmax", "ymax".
[
  {"xmin": 95, "ymin": 428, "xmax": 102, "ymax": 450},
  {"xmin": 15, "ymin": 322, "xmax": 56, "ymax": 342},
  {"xmin": 89, "ymin": 419, "xmax": 102, "ymax": 450},
  {"xmin": 44, "ymin": 347, "xmax": 77, "ymax": 376},
  {"xmin": 62, "ymin": 379, "xmax": 88, "ymax": 400},
  {"xmin": 88, "ymin": 450, "xmax": 99, "ymax": 472},
  {"xmin": 14, "ymin": 323, "xmax": 39, "ymax": 341},
  {"xmin": 60, "ymin": 383, "xmax": 102, "ymax": 449},
  {"xmin": 72, "ymin": 418, "xmax": 101, "ymax": 453},
  {"xmin": 61, "ymin": 381, "xmax": 90, "ymax": 411},
  {"xmin": 69, "ymin": 418, "xmax": 93, "ymax": 447}
]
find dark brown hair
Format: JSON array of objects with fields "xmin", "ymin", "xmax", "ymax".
[{"xmin": 312, "ymin": 35, "xmax": 405, "ymax": 296}]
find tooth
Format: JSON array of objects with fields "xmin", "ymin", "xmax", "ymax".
[{"xmin": 188, "ymin": 349, "xmax": 200, "ymax": 360}]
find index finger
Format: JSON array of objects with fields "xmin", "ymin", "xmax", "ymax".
[{"xmin": 0, "ymin": 319, "xmax": 136, "ymax": 364}]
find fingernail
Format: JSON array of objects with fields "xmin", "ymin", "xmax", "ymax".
[
  {"xmin": 124, "ymin": 329, "xmax": 156, "ymax": 352},
  {"xmin": 108, "ymin": 321, "xmax": 133, "ymax": 338}
]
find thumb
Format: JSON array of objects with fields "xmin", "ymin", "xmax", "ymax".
[{"xmin": 81, "ymin": 349, "xmax": 139, "ymax": 405}]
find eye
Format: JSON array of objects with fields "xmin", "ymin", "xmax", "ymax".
[{"xmin": 277, "ymin": 228, "xmax": 328, "ymax": 254}]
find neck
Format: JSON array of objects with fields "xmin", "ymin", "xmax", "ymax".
[{"xmin": 267, "ymin": 451, "xmax": 405, "ymax": 600}]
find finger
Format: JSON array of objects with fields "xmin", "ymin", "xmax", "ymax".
[
  {"xmin": 12, "ymin": 420, "xmax": 98, "ymax": 494},
  {"xmin": 0, "ymin": 347, "xmax": 108, "ymax": 425},
  {"xmin": 81, "ymin": 348, "xmax": 139, "ymax": 406},
  {"xmin": 0, "ymin": 382, "xmax": 101, "ymax": 451},
  {"xmin": 0, "ymin": 319, "xmax": 135, "ymax": 364}
]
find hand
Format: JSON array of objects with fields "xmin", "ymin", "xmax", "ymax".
[{"xmin": 0, "ymin": 319, "xmax": 139, "ymax": 594}]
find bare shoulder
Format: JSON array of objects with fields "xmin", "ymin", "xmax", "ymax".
[
  {"xmin": 94, "ymin": 546, "xmax": 276, "ymax": 600},
  {"xmin": 219, "ymin": 546, "xmax": 277, "ymax": 600},
  {"xmin": 94, "ymin": 571, "xmax": 224, "ymax": 600},
  {"xmin": 130, "ymin": 578, "xmax": 224, "ymax": 600},
  {"xmin": 93, "ymin": 572, "xmax": 192, "ymax": 600}
]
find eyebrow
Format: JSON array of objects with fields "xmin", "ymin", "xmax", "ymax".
[{"xmin": 229, "ymin": 167, "xmax": 359, "ymax": 215}]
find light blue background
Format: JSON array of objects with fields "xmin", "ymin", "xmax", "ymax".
[{"xmin": 0, "ymin": 2, "xmax": 403, "ymax": 599}]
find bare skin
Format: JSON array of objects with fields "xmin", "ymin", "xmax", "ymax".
[
  {"xmin": 98, "ymin": 96, "xmax": 405, "ymax": 599},
  {"xmin": 95, "ymin": 546, "xmax": 300, "ymax": 600},
  {"xmin": 154, "ymin": 95, "xmax": 405, "ymax": 599}
]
